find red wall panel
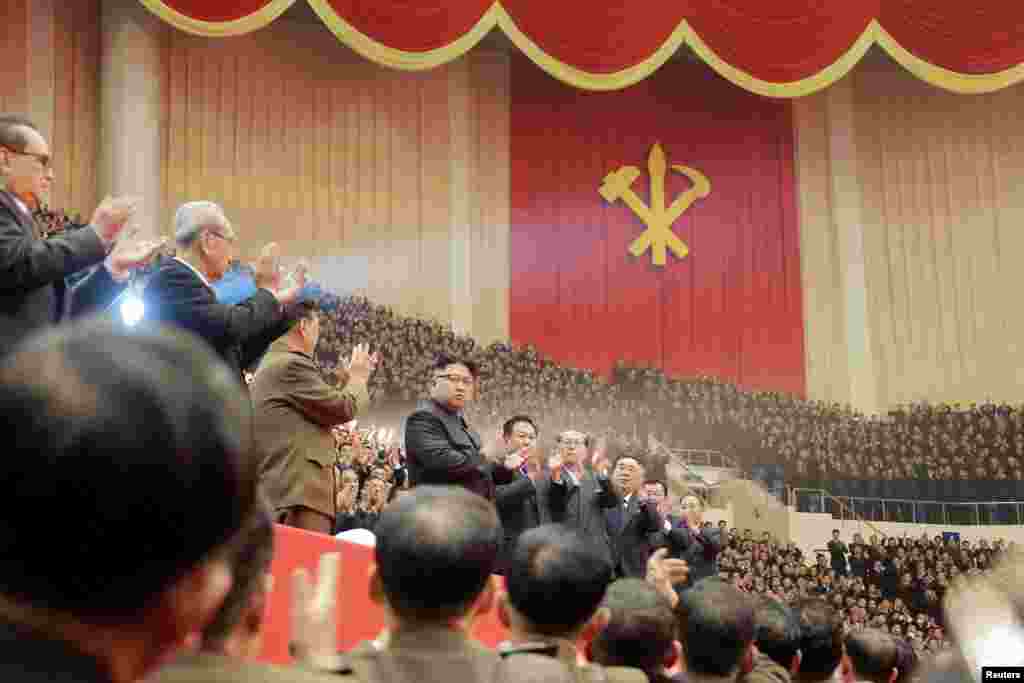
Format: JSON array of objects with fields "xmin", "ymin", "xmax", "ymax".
[{"xmin": 509, "ymin": 56, "xmax": 806, "ymax": 396}]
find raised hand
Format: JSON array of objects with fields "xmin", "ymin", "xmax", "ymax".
[
  {"xmin": 504, "ymin": 450, "xmax": 525, "ymax": 472},
  {"xmin": 646, "ymin": 547, "xmax": 688, "ymax": 608},
  {"xmin": 548, "ymin": 452, "xmax": 564, "ymax": 481},
  {"xmin": 106, "ymin": 236, "xmax": 167, "ymax": 280},
  {"xmin": 90, "ymin": 196, "xmax": 139, "ymax": 245},
  {"xmin": 290, "ymin": 552, "xmax": 342, "ymax": 671},
  {"xmin": 275, "ymin": 260, "xmax": 309, "ymax": 305},
  {"xmin": 344, "ymin": 343, "xmax": 377, "ymax": 384},
  {"xmin": 254, "ymin": 242, "xmax": 281, "ymax": 290},
  {"xmin": 591, "ymin": 446, "xmax": 611, "ymax": 477}
]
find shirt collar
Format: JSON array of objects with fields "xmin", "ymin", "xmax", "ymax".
[{"xmin": 173, "ymin": 257, "xmax": 213, "ymax": 290}]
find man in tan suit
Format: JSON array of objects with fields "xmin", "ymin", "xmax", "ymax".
[
  {"xmin": 291, "ymin": 486, "xmax": 574, "ymax": 683},
  {"xmin": 252, "ymin": 301, "xmax": 378, "ymax": 533}
]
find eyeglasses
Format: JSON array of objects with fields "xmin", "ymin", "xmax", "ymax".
[
  {"xmin": 3, "ymin": 146, "xmax": 50, "ymax": 170},
  {"xmin": 206, "ymin": 230, "xmax": 237, "ymax": 244},
  {"xmin": 436, "ymin": 374, "xmax": 474, "ymax": 386},
  {"xmin": 559, "ymin": 439, "xmax": 586, "ymax": 447}
]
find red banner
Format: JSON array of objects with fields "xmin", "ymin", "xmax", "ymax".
[
  {"xmin": 142, "ymin": 0, "xmax": 1024, "ymax": 94},
  {"xmin": 262, "ymin": 526, "xmax": 508, "ymax": 665},
  {"xmin": 509, "ymin": 55, "xmax": 805, "ymax": 395}
]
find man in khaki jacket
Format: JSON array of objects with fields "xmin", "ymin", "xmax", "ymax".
[
  {"xmin": 291, "ymin": 486, "xmax": 574, "ymax": 683},
  {"xmin": 497, "ymin": 525, "xmax": 647, "ymax": 683},
  {"xmin": 252, "ymin": 301, "xmax": 377, "ymax": 533}
]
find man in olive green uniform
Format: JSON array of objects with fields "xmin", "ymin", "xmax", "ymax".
[{"xmin": 251, "ymin": 302, "xmax": 378, "ymax": 533}]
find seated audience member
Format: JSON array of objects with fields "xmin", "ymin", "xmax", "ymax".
[
  {"xmin": 318, "ymin": 486, "xmax": 572, "ymax": 683},
  {"xmin": 0, "ymin": 321, "xmax": 259, "ymax": 683},
  {"xmin": 673, "ymin": 579, "xmax": 757, "ymax": 683},
  {"xmin": 498, "ymin": 525, "xmax": 646, "ymax": 683},
  {"xmin": 590, "ymin": 579, "xmax": 683, "ymax": 683},
  {"xmin": 793, "ymin": 599, "xmax": 845, "ymax": 683},
  {"xmin": 841, "ymin": 630, "xmax": 901, "ymax": 683},
  {"xmin": 743, "ymin": 598, "xmax": 802, "ymax": 683},
  {"xmin": 253, "ymin": 300, "xmax": 377, "ymax": 533}
]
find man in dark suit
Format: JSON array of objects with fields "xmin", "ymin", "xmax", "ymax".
[
  {"xmin": 0, "ymin": 320, "xmax": 261, "ymax": 683},
  {"xmin": 606, "ymin": 456, "xmax": 663, "ymax": 578},
  {"xmin": 495, "ymin": 415, "xmax": 547, "ymax": 568},
  {"xmin": 252, "ymin": 301, "xmax": 378, "ymax": 534},
  {"xmin": 404, "ymin": 354, "xmax": 520, "ymax": 501},
  {"xmin": 545, "ymin": 430, "xmax": 619, "ymax": 569},
  {"xmin": 290, "ymin": 486, "xmax": 573, "ymax": 683},
  {"xmin": 662, "ymin": 494, "xmax": 723, "ymax": 591},
  {"xmin": 144, "ymin": 200, "xmax": 306, "ymax": 379},
  {"xmin": 0, "ymin": 115, "xmax": 159, "ymax": 335}
]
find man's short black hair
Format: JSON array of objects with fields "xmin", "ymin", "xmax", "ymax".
[
  {"xmin": 793, "ymin": 598, "xmax": 844, "ymax": 682},
  {"xmin": 374, "ymin": 486, "xmax": 500, "ymax": 622},
  {"xmin": 833, "ymin": 529, "xmax": 840, "ymax": 535},
  {"xmin": 431, "ymin": 352, "xmax": 478, "ymax": 378},
  {"xmin": 0, "ymin": 321, "xmax": 256, "ymax": 621},
  {"xmin": 676, "ymin": 578, "xmax": 755, "ymax": 677},
  {"xmin": 503, "ymin": 415, "xmax": 538, "ymax": 440},
  {"xmin": 845, "ymin": 629, "xmax": 899, "ymax": 683},
  {"xmin": 591, "ymin": 579, "xmax": 677, "ymax": 677},
  {"xmin": 0, "ymin": 115, "xmax": 40, "ymax": 154},
  {"xmin": 753, "ymin": 597, "xmax": 801, "ymax": 671},
  {"xmin": 505, "ymin": 525, "xmax": 613, "ymax": 637},
  {"xmin": 202, "ymin": 493, "xmax": 275, "ymax": 649},
  {"xmin": 644, "ymin": 480, "xmax": 668, "ymax": 496}
]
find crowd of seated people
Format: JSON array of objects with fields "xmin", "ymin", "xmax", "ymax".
[{"xmin": 309, "ymin": 293, "xmax": 1024, "ymax": 484}]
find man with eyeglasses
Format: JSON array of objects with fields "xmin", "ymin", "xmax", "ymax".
[
  {"xmin": 403, "ymin": 353, "xmax": 520, "ymax": 501},
  {"xmin": 143, "ymin": 200, "xmax": 307, "ymax": 379},
  {"xmin": 0, "ymin": 115, "xmax": 161, "ymax": 337}
]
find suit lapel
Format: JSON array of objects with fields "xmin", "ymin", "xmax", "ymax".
[{"xmin": 0, "ymin": 191, "xmax": 38, "ymax": 237}]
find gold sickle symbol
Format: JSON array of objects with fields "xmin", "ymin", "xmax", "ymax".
[{"xmin": 599, "ymin": 143, "xmax": 711, "ymax": 266}]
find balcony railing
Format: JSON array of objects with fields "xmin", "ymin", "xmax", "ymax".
[{"xmin": 791, "ymin": 488, "xmax": 1024, "ymax": 525}]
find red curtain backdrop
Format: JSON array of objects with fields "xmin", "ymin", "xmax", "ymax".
[
  {"xmin": 145, "ymin": 1, "xmax": 1024, "ymax": 88},
  {"xmin": 509, "ymin": 54, "xmax": 805, "ymax": 395}
]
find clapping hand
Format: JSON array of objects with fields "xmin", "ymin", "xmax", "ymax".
[
  {"xmin": 343, "ymin": 343, "xmax": 379, "ymax": 384},
  {"xmin": 254, "ymin": 243, "xmax": 281, "ymax": 290},
  {"xmin": 275, "ymin": 260, "xmax": 309, "ymax": 305},
  {"xmin": 91, "ymin": 196, "xmax": 139, "ymax": 245},
  {"xmin": 290, "ymin": 552, "xmax": 342, "ymax": 671},
  {"xmin": 106, "ymin": 235, "xmax": 167, "ymax": 280},
  {"xmin": 646, "ymin": 548, "xmax": 689, "ymax": 608},
  {"xmin": 548, "ymin": 453, "xmax": 564, "ymax": 481}
]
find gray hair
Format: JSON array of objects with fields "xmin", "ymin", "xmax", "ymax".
[{"xmin": 174, "ymin": 201, "xmax": 229, "ymax": 247}]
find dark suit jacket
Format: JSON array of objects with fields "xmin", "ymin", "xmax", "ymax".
[
  {"xmin": 336, "ymin": 628, "xmax": 573, "ymax": 683},
  {"xmin": 546, "ymin": 470, "xmax": 620, "ymax": 568},
  {"xmin": 0, "ymin": 191, "xmax": 122, "ymax": 336},
  {"xmin": 495, "ymin": 474, "xmax": 557, "ymax": 570},
  {"xmin": 151, "ymin": 652, "xmax": 342, "ymax": 683},
  {"xmin": 143, "ymin": 257, "xmax": 289, "ymax": 377},
  {"xmin": 0, "ymin": 618, "xmax": 110, "ymax": 683},
  {"xmin": 663, "ymin": 522, "xmax": 722, "ymax": 589},
  {"xmin": 252, "ymin": 337, "xmax": 369, "ymax": 518},
  {"xmin": 403, "ymin": 399, "xmax": 516, "ymax": 501},
  {"xmin": 607, "ymin": 496, "xmax": 663, "ymax": 578}
]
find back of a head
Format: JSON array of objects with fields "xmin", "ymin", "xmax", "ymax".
[
  {"xmin": 374, "ymin": 485, "xmax": 500, "ymax": 622},
  {"xmin": 0, "ymin": 320, "xmax": 256, "ymax": 620},
  {"xmin": 591, "ymin": 579, "xmax": 677, "ymax": 677},
  {"xmin": 793, "ymin": 598, "xmax": 844, "ymax": 683},
  {"xmin": 753, "ymin": 597, "xmax": 801, "ymax": 672},
  {"xmin": 845, "ymin": 629, "xmax": 899, "ymax": 683},
  {"xmin": 676, "ymin": 578, "xmax": 755, "ymax": 678},
  {"xmin": 505, "ymin": 524, "xmax": 614, "ymax": 637},
  {"xmin": 201, "ymin": 493, "xmax": 275, "ymax": 651}
]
